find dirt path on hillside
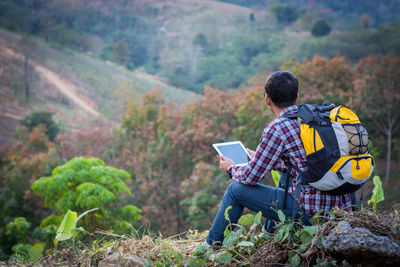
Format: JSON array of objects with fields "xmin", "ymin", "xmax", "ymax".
[{"xmin": 0, "ymin": 43, "xmax": 99, "ymax": 117}]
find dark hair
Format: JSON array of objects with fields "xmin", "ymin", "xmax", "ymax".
[{"xmin": 264, "ymin": 71, "xmax": 298, "ymax": 108}]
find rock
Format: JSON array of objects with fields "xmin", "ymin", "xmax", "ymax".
[
  {"xmin": 322, "ymin": 221, "xmax": 400, "ymax": 265},
  {"xmin": 98, "ymin": 252, "xmax": 146, "ymax": 267}
]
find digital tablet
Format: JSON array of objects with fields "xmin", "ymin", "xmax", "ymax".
[{"xmin": 212, "ymin": 141, "xmax": 252, "ymax": 166}]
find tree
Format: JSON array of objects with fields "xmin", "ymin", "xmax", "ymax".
[
  {"xmin": 311, "ymin": 19, "xmax": 332, "ymax": 37},
  {"xmin": 360, "ymin": 14, "xmax": 372, "ymax": 29},
  {"xmin": 249, "ymin": 13, "xmax": 255, "ymax": 22},
  {"xmin": 112, "ymin": 40, "xmax": 130, "ymax": 65},
  {"xmin": 190, "ymin": 33, "xmax": 209, "ymax": 83},
  {"xmin": 20, "ymin": 111, "xmax": 59, "ymax": 141},
  {"xmin": 271, "ymin": 4, "xmax": 299, "ymax": 24},
  {"xmin": 283, "ymin": 55, "xmax": 354, "ymax": 106},
  {"xmin": 354, "ymin": 55, "xmax": 400, "ymax": 183},
  {"xmin": 31, "ymin": 157, "xmax": 142, "ymax": 233},
  {"xmin": 0, "ymin": 125, "xmax": 61, "ymax": 257},
  {"xmin": 233, "ymin": 76, "xmax": 274, "ymax": 149},
  {"xmin": 16, "ymin": 36, "xmax": 39, "ymax": 101}
]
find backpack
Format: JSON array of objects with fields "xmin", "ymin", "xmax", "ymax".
[{"xmin": 285, "ymin": 103, "xmax": 374, "ymax": 195}]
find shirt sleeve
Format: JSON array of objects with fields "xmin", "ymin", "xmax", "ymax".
[{"xmin": 230, "ymin": 122, "xmax": 285, "ymax": 185}]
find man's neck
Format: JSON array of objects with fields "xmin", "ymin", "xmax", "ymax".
[{"xmin": 271, "ymin": 105, "xmax": 285, "ymax": 117}]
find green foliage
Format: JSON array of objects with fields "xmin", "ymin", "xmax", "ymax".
[
  {"xmin": 271, "ymin": 4, "xmax": 300, "ymax": 24},
  {"xmin": 270, "ymin": 210, "xmax": 320, "ymax": 266},
  {"xmin": 182, "ymin": 208, "xmax": 269, "ymax": 266},
  {"xmin": 223, "ymin": 208, "xmax": 264, "ymax": 250},
  {"xmin": 55, "ymin": 208, "xmax": 97, "ymax": 245},
  {"xmin": 193, "ymin": 33, "xmax": 208, "ymax": 49},
  {"xmin": 368, "ymin": 175, "xmax": 385, "ymax": 212},
  {"xmin": 11, "ymin": 242, "xmax": 44, "ymax": 264},
  {"xmin": 311, "ymin": 19, "xmax": 332, "ymax": 37},
  {"xmin": 271, "ymin": 170, "xmax": 280, "ymax": 187},
  {"xmin": 4, "ymin": 218, "xmax": 45, "ymax": 263},
  {"xmin": 31, "ymin": 157, "xmax": 141, "ymax": 233},
  {"xmin": 20, "ymin": 111, "xmax": 59, "ymax": 141},
  {"xmin": 5, "ymin": 217, "xmax": 31, "ymax": 243}
]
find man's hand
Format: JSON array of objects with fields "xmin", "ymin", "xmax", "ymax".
[
  {"xmin": 219, "ymin": 155, "xmax": 234, "ymax": 173},
  {"xmin": 247, "ymin": 148, "xmax": 256, "ymax": 159}
]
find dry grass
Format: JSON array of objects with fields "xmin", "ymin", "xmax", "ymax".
[
  {"xmin": 252, "ymin": 209, "xmax": 400, "ymax": 267},
  {"xmin": 3, "ymin": 208, "xmax": 399, "ymax": 266}
]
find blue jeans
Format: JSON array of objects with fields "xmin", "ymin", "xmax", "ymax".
[{"xmin": 206, "ymin": 180, "xmax": 311, "ymax": 244}]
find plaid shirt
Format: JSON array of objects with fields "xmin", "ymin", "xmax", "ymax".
[{"xmin": 230, "ymin": 105, "xmax": 353, "ymax": 215}]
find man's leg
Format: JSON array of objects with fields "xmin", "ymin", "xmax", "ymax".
[
  {"xmin": 206, "ymin": 181, "xmax": 296, "ymax": 245},
  {"xmin": 264, "ymin": 172, "xmax": 292, "ymax": 232}
]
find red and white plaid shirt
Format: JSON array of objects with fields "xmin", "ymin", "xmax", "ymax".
[{"xmin": 230, "ymin": 105, "xmax": 353, "ymax": 215}]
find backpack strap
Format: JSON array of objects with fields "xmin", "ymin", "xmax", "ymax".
[
  {"xmin": 283, "ymin": 159, "xmax": 305, "ymax": 221},
  {"xmin": 281, "ymin": 113, "xmax": 304, "ymax": 219},
  {"xmin": 282, "ymin": 114, "xmax": 298, "ymax": 120},
  {"xmin": 282, "ymin": 165, "xmax": 291, "ymax": 210},
  {"xmin": 291, "ymin": 172, "xmax": 303, "ymax": 221}
]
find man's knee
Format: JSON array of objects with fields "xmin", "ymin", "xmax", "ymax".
[{"xmin": 226, "ymin": 181, "xmax": 246, "ymax": 197}]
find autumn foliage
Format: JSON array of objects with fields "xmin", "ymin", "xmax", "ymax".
[{"xmin": 0, "ymin": 54, "xmax": 399, "ymax": 259}]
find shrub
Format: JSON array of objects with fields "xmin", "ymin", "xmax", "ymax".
[
  {"xmin": 20, "ymin": 111, "xmax": 59, "ymax": 141},
  {"xmin": 311, "ymin": 19, "xmax": 332, "ymax": 37},
  {"xmin": 31, "ymin": 157, "xmax": 141, "ymax": 233},
  {"xmin": 271, "ymin": 4, "xmax": 299, "ymax": 24}
]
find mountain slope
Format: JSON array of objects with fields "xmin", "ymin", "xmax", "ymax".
[{"xmin": 0, "ymin": 29, "xmax": 198, "ymax": 144}]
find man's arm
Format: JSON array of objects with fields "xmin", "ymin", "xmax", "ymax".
[
  {"xmin": 219, "ymin": 155, "xmax": 234, "ymax": 174},
  {"xmin": 230, "ymin": 123, "xmax": 284, "ymax": 185}
]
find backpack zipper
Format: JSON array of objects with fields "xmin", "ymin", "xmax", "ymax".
[
  {"xmin": 335, "ymin": 106, "xmax": 350, "ymax": 122},
  {"xmin": 337, "ymin": 155, "xmax": 373, "ymax": 173}
]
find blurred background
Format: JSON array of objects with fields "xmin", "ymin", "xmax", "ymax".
[{"xmin": 0, "ymin": 0, "xmax": 399, "ymax": 260}]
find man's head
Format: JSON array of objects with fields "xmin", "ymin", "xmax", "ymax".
[{"xmin": 264, "ymin": 71, "xmax": 298, "ymax": 108}]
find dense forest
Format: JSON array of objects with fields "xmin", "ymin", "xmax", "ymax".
[
  {"xmin": 1, "ymin": 0, "xmax": 400, "ymax": 93},
  {"xmin": 1, "ymin": 55, "xmax": 399, "ymax": 261},
  {"xmin": 0, "ymin": 0, "xmax": 399, "ymax": 265}
]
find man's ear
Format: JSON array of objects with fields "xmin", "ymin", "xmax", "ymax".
[{"xmin": 296, "ymin": 94, "xmax": 299, "ymax": 102}]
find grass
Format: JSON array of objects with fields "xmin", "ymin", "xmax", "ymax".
[{"xmin": 3, "ymin": 208, "xmax": 399, "ymax": 266}]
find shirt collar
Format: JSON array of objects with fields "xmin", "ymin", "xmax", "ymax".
[{"xmin": 279, "ymin": 105, "xmax": 298, "ymax": 117}]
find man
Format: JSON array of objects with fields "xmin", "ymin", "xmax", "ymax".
[{"xmin": 206, "ymin": 71, "xmax": 353, "ymax": 246}]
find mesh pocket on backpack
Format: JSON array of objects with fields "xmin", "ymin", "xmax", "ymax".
[{"xmin": 342, "ymin": 124, "xmax": 369, "ymax": 155}]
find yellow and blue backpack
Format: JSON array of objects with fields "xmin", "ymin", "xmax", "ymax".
[{"xmin": 289, "ymin": 103, "xmax": 374, "ymax": 194}]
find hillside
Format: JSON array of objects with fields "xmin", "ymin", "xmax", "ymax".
[
  {"xmin": 0, "ymin": 29, "xmax": 198, "ymax": 144},
  {"xmin": 2, "ymin": 0, "xmax": 400, "ymax": 95}
]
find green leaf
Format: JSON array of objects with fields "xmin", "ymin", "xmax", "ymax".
[
  {"xmin": 224, "ymin": 227, "xmax": 231, "ymax": 238},
  {"xmin": 192, "ymin": 244, "xmax": 207, "ymax": 256},
  {"xmin": 28, "ymin": 243, "xmax": 44, "ymax": 261},
  {"xmin": 368, "ymin": 175, "xmax": 384, "ymax": 212},
  {"xmin": 288, "ymin": 251, "xmax": 301, "ymax": 266},
  {"xmin": 237, "ymin": 241, "xmax": 254, "ymax": 247},
  {"xmin": 223, "ymin": 229, "xmax": 242, "ymax": 248},
  {"xmin": 254, "ymin": 211, "xmax": 262, "ymax": 225},
  {"xmin": 232, "ymin": 223, "xmax": 248, "ymax": 236},
  {"xmin": 55, "ymin": 209, "xmax": 77, "ymax": 242},
  {"xmin": 238, "ymin": 214, "xmax": 254, "ymax": 226},
  {"xmin": 277, "ymin": 210, "xmax": 286, "ymax": 223},
  {"xmin": 299, "ymin": 243, "xmax": 307, "ymax": 252},
  {"xmin": 281, "ymin": 225, "xmax": 290, "ymax": 242},
  {"xmin": 186, "ymin": 258, "xmax": 206, "ymax": 267},
  {"xmin": 215, "ymin": 251, "xmax": 233, "ymax": 264},
  {"xmin": 258, "ymin": 232, "xmax": 271, "ymax": 240},
  {"xmin": 300, "ymin": 232, "xmax": 313, "ymax": 248},
  {"xmin": 224, "ymin": 206, "xmax": 232, "ymax": 221},
  {"xmin": 274, "ymin": 229, "xmax": 284, "ymax": 242},
  {"xmin": 302, "ymin": 225, "xmax": 318, "ymax": 236},
  {"xmin": 271, "ymin": 170, "xmax": 280, "ymax": 187},
  {"xmin": 73, "ymin": 208, "xmax": 98, "ymax": 228}
]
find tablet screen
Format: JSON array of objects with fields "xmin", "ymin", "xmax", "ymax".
[{"xmin": 213, "ymin": 142, "xmax": 251, "ymax": 165}]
